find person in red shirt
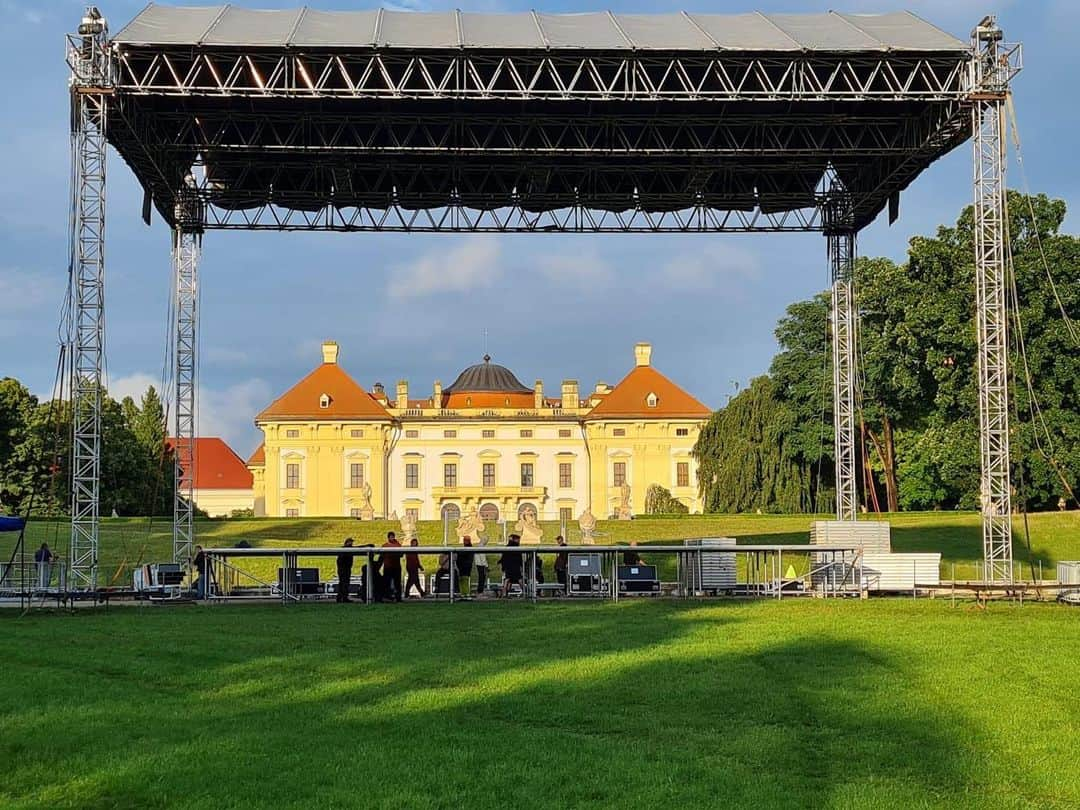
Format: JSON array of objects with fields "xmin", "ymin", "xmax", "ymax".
[
  {"xmin": 381, "ymin": 531, "xmax": 404, "ymax": 602},
  {"xmin": 404, "ymin": 537, "xmax": 426, "ymax": 598}
]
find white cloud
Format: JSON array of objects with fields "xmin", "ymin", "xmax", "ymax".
[
  {"xmin": 109, "ymin": 372, "xmax": 162, "ymax": 403},
  {"xmin": 387, "ymin": 238, "xmax": 502, "ymax": 299},
  {"xmin": 536, "ymin": 250, "xmax": 615, "ymax": 291},
  {"xmin": 199, "ymin": 379, "xmax": 273, "ymax": 454},
  {"xmin": 0, "ymin": 267, "xmax": 63, "ymax": 315},
  {"xmin": 660, "ymin": 242, "xmax": 762, "ymax": 291},
  {"xmin": 107, "ymin": 373, "xmax": 270, "ymax": 453}
]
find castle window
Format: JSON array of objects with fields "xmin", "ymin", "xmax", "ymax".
[
  {"xmin": 677, "ymin": 462, "xmax": 690, "ymax": 488},
  {"xmin": 558, "ymin": 429, "xmax": 572, "ymax": 438},
  {"xmin": 482, "ymin": 463, "xmax": 496, "ymax": 488},
  {"xmin": 559, "ymin": 462, "xmax": 573, "ymax": 488},
  {"xmin": 286, "ymin": 429, "xmax": 300, "ymax": 439},
  {"xmin": 350, "ymin": 463, "xmax": 364, "ymax": 489},
  {"xmin": 646, "ymin": 392, "xmax": 658, "ymax": 408},
  {"xmin": 319, "ymin": 393, "xmax": 331, "ymax": 409},
  {"xmin": 613, "ymin": 462, "xmax": 627, "ymax": 487},
  {"xmin": 676, "ymin": 428, "xmax": 689, "ymax": 437},
  {"xmin": 520, "ymin": 463, "xmax": 534, "ymax": 488},
  {"xmin": 350, "ymin": 508, "xmax": 362, "ymax": 518},
  {"xmin": 405, "ymin": 463, "xmax": 419, "ymax": 489},
  {"xmin": 405, "ymin": 429, "xmax": 419, "ymax": 439},
  {"xmin": 351, "ymin": 429, "xmax": 364, "ymax": 438},
  {"xmin": 444, "ymin": 463, "xmax": 458, "ymax": 488},
  {"xmin": 482, "ymin": 429, "xmax": 496, "ymax": 439},
  {"xmin": 285, "ymin": 508, "xmax": 299, "ymax": 518},
  {"xmin": 285, "ymin": 463, "xmax": 300, "ymax": 489},
  {"xmin": 443, "ymin": 429, "xmax": 457, "ymax": 439},
  {"xmin": 519, "ymin": 429, "xmax": 533, "ymax": 439},
  {"xmin": 613, "ymin": 428, "xmax": 626, "ymax": 437},
  {"xmin": 406, "ymin": 508, "xmax": 419, "ymax": 523},
  {"xmin": 559, "ymin": 507, "xmax": 573, "ymax": 524}
]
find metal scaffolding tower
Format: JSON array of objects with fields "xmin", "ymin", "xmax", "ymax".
[
  {"xmin": 829, "ymin": 229, "xmax": 859, "ymax": 522},
  {"xmin": 971, "ymin": 17, "xmax": 1021, "ymax": 583},
  {"xmin": 172, "ymin": 222, "xmax": 201, "ymax": 566},
  {"xmin": 66, "ymin": 7, "xmax": 109, "ymax": 591}
]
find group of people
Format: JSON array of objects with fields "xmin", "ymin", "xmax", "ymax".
[{"xmin": 335, "ymin": 532, "xmax": 577, "ymax": 601}]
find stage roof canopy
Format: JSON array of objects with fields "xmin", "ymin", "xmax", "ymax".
[
  {"xmin": 99, "ymin": 6, "xmax": 977, "ymax": 232},
  {"xmin": 114, "ymin": 7, "xmax": 965, "ymax": 52}
]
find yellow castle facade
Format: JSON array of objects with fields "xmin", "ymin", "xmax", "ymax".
[{"xmin": 247, "ymin": 341, "xmax": 711, "ymax": 522}]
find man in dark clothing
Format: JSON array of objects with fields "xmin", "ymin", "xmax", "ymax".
[
  {"xmin": 381, "ymin": 532, "xmax": 403, "ymax": 602},
  {"xmin": 622, "ymin": 541, "xmax": 645, "ymax": 567},
  {"xmin": 554, "ymin": 535, "xmax": 569, "ymax": 590},
  {"xmin": 456, "ymin": 536, "xmax": 475, "ymax": 596},
  {"xmin": 34, "ymin": 543, "xmax": 55, "ymax": 590},
  {"xmin": 191, "ymin": 545, "xmax": 209, "ymax": 599},
  {"xmin": 499, "ymin": 534, "xmax": 524, "ymax": 597},
  {"xmin": 336, "ymin": 538, "xmax": 355, "ymax": 603},
  {"xmin": 404, "ymin": 538, "xmax": 426, "ymax": 598}
]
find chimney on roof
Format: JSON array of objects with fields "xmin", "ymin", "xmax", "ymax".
[
  {"xmin": 373, "ymin": 382, "xmax": 385, "ymax": 398},
  {"xmin": 396, "ymin": 380, "xmax": 409, "ymax": 409},
  {"xmin": 433, "ymin": 379, "xmax": 442, "ymax": 406},
  {"xmin": 595, "ymin": 382, "xmax": 611, "ymax": 395},
  {"xmin": 534, "ymin": 380, "xmax": 544, "ymax": 410},
  {"xmin": 322, "ymin": 340, "xmax": 339, "ymax": 364},
  {"xmin": 561, "ymin": 380, "xmax": 579, "ymax": 410},
  {"xmin": 634, "ymin": 342, "xmax": 652, "ymax": 367}
]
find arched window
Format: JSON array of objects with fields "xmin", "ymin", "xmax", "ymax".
[
  {"xmin": 479, "ymin": 503, "xmax": 500, "ymax": 521},
  {"xmin": 517, "ymin": 502, "xmax": 537, "ymax": 520},
  {"xmin": 646, "ymin": 392, "xmax": 658, "ymax": 408},
  {"xmin": 320, "ymin": 393, "xmax": 331, "ymax": 409},
  {"xmin": 441, "ymin": 503, "xmax": 461, "ymax": 522}
]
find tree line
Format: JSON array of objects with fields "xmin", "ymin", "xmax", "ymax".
[
  {"xmin": 693, "ymin": 193, "xmax": 1080, "ymax": 514},
  {"xmin": 0, "ymin": 379, "xmax": 174, "ymax": 517}
]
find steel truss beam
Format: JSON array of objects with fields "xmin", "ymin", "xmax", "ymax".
[
  {"xmin": 66, "ymin": 11, "xmax": 110, "ymax": 591},
  {"xmin": 971, "ymin": 19, "xmax": 1021, "ymax": 583},
  {"xmin": 828, "ymin": 225, "xmax": 859, "ymax": 522},
  {"xmin": 172, "ymin": 222, "xmax": 201, "ymax": 566},
  {"xmin": 114, "ymin": 48, "xmax": 969, "ymax": 102}
]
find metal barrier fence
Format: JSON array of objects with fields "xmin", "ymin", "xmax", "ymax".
[{"xmin": 197, "ymin": 543, "xmax": 866, "ymax": 605}]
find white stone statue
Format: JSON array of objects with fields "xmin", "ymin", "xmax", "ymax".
[
  {"xmin": 400, "ymin": 510, "xmax": 417, "ymax": 541},
  {"xmin": 358, "ymin": 481, "xmax": 375, "ymax": 521},
  {"xmin": 456, "ymin": 506, "xmax": 486, "ymax": 543},
  {"xmin": 515, "ymin": 505, "xmax": 543, "ymax": 545},
  {"xmin": 617, "ymin": 481, "xmax": 633, "ymax": 520},
  {"xmin": 578, "ymin": 508, "xmax": 597, "ymax": 545}
]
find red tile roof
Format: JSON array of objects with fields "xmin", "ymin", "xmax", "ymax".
[
  {"xmin": 585, "ymin": 365, "xmax": 711, "ymax": 420},
  {"xmin": 257, "ymin": 362, "xmax": 391, "ymax": 421},
  {"xmin": 247, "ymin": 443, "xmax": 265, "ymax": 466},
  {"xmin": 167, "ymin": 437, "xmax": 254, "ymax": 490}
]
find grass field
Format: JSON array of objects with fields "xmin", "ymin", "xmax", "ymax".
[
  {"xmin": 1, "ymin": 600, "xmax": 1078, "ymax": 809},
  {"xmin": 5, "ymin": 511, "xmax": 1080, "ymax": 585}
]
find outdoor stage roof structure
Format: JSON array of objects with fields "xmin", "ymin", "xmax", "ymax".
[{"xmin": 65, "ymin": 6, "xmax": 1021, "ymax": 590}]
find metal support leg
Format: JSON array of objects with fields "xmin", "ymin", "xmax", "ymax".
[
  {"xmin": 66, "ymin": 8, "xmax": 110, "ymax": 592},
  {"xmin": 173, "ymin": 226, "xmax": 201, "ymax": 565},
  {"xmin": 829, "ymin": 230, "xmax": 858, "ymax": 522},
  {"xmin": 972, "ymin": 17, "xmax": 1020, "ymax": 584}
]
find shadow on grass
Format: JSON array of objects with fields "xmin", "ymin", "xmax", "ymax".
[{"xmin": 0, "ymin": 602, "xmax": 993, "ymax": 809}]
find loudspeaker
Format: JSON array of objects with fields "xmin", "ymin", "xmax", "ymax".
[{"xmin": 278, "ymin": 567, "xmax": 321, "ymax": 595}]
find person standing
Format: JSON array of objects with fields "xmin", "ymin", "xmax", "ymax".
[
  {"xmin": 381, "ymin": 531, "xmax": 403, "ymax": 602},
  {"xmin": 405, "ymin": 538, "xmax": 426, "ymax": 598},
  {"xmin": 499, "ymin": 534, "xmax": 524, "ymax": 597},
  {"xmin": 456, "ymin": 536, "xmax": 475, "ymax": 596},
  {"xmin": 474, "ymin": 536, "xmax": 490, "ymax": 597},
  {"xmin": 192, "ymin": 545, "xmax": 208, "ymax": 599},
  {"xmin": 34, "ymin": 543, "xmax": 55, "ymax": 590},
  {"xmin": 554, "ymin": 535, "xmax": 569, "ymax": 590},
  {"xmin": 336, "ymin": 538, "xmax": 355, "ymax": 603}
]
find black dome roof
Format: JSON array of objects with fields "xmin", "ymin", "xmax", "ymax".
[{"xmin": 445, "ymin": 355, "xmax": 532, "ymax": 394}]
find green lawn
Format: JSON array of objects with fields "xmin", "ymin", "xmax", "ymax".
[
  {"xmin": 1, "ymin": 600, "xmax": 1078, "ymax": 809},
  {"xmin": 5, "ymin": 512, "xmax": 1079, "ymax": 585}
]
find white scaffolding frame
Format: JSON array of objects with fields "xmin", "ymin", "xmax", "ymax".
[
  {"xmin": 66, "ymin": 9, "xmax": 110, "ymax": 591},
  {"xmin": 172, "ymin": 225, "xmax": 201, "ymax": 566},
  {"xmin": 971, "ymin": 17, "xmax": 1021, "ymax": 583},
  {"xmin": 829, "ymin": 230, "xmax": 859, "ymax": 522}
]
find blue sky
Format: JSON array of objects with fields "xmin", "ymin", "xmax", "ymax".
[{"xmin": 0, "ymin": 0, "xmax": 1075, "ymax": 455}]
